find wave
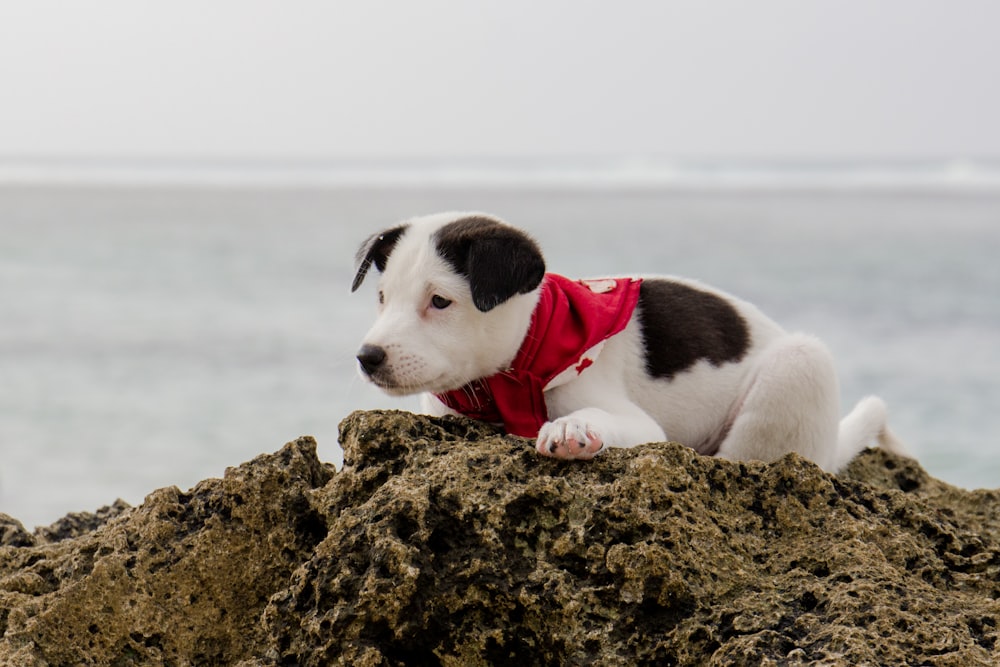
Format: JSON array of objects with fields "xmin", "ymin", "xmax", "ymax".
[{"xmin": 2, "ymin": 157, "xmax": 1000, "ymax": 191}]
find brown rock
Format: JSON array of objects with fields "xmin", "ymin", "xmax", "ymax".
[
  {"xmin": 1, "ymin": 411, "xmax": 998, "ymax": 665},
  {"xmin": 0, "ymin": 437, "xmax": 332, "ymax": 665}
]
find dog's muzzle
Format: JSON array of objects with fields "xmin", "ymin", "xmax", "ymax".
[{"xmin": 356, "ymin": 344, "xmax": 387, "ymax": 377}]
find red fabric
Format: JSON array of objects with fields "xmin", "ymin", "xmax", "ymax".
[{"xmin": 434, "ymin": 273, "xmax": 642, "ymax": 437}]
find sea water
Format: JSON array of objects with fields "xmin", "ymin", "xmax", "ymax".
[{"xmin": 2, "ymin": 177, "xmax": 999, "ymax": 528}]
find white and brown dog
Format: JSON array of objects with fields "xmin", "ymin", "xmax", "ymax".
[{"xmin": 352, "ymin": 212, "xmax": 907, "ymax": 472}]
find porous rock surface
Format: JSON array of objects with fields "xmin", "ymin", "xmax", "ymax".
[{"xmin": 1, "ymin": 410, "xmax": 998, "ymax": 665}]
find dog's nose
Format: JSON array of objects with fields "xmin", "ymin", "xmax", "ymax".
[{"xmin": 357, "ymin": 344, "xmax": 387, "ymax": 376}]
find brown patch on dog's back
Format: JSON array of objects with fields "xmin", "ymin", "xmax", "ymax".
[{"xmin": 637, "ymin": 279, "xmax": 750, "ymax": 380}]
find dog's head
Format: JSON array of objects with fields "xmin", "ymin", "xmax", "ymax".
[{"xmin": 352, "ymin": 212, "xmax": 546, "ymax": 395}]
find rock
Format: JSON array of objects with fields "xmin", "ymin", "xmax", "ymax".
[
  {"xmin": 0, "ymin": 437, "xmax": 332, "ymax": 666},
  {"xmin": 31, "ymin": 498, "xmax": 133, "ymax": 545},
  {"xmin": 2, "ymin": 411, "xmax": 998, "ymax": 665},
  {"xmin": 1, "ymin": 499, "xmax": 135, "ymax": 551},
  {"xmin": 0, "ymin": 515, "xmax": 35, "ymax": 549}
]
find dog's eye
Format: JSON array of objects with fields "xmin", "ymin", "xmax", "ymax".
[{"xmin": 430, "ymin": 295, "xmax": 452, "ymax": 310}]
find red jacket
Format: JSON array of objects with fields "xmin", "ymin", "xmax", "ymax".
[{"xmin": 435, "ymin": 273, "xmax": 642, "ymax": 437}]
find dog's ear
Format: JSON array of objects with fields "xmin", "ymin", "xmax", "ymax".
[
  {"xmin": 435, "ymin": 217, "xmax": 546, "ymax": 312},
  {"xmin": 351, "ymin": 225, "xmax": 408, "ymax": 292}
]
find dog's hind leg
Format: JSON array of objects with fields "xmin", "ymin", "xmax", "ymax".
[{"xmin": 714, "ymin": 333, "xmax": 842, "ymax": 471}]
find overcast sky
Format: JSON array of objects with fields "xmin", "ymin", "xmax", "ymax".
[{"xmin": 1, "ymin": 1, "xmax": 999, "ymax": 161}]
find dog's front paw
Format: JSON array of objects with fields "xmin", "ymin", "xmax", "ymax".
[{"xmin": 536, "ymin": 418, "xmax": 605, "ymax": 460}]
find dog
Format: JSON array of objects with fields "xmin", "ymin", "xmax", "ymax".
[{"xmin": 352, "ymin": 212, "xmax": 908, "ymax": 472}]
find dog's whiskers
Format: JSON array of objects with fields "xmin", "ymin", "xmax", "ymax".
[{"xmin": 459, "ymin": 381, "xmax": 484, "ymax": 409}]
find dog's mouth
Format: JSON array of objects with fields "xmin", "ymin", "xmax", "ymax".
[
  {"xmin": 369, "ymin": 377, "xmax": 418, "ymax": 396},
  {"xmin": 357, "ymin": 345, "xmax": 482, "ymax": 395},
  {"xmin": 365, "ymin": 369, "xmax": 465, "ymax": 397},
  {"xmin": 364, "ymin": 370, "xmax": 446, "ymax": 396}
]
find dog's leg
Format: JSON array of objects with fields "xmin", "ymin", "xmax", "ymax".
[
  {"xmin": 538, "ymin": 340, "xmax": 667, "ymax": 460},
  {"xmin": 714, "ymin": 333, "xmax": 841, "ymax": 471},
  {"xmin": 537, "ymin": 401, "xmax": 667, "ymax": 460}
]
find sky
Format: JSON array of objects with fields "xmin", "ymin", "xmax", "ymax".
[{"xmin": 1, "ymin": 1, "xmax": 999, "ymax": 162}]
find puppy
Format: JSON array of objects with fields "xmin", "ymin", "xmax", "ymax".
[{"xmin": 352, "ymin": 212, "xmax": 908, "ymax": 472}]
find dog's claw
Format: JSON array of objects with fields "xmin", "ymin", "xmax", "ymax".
[{"xmin": 536, "ymin": 418, "xmax": 605, "ymax": 460}]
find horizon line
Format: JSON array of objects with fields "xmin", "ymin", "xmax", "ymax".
[{"xmin": 2, "ymin": 155, "xmax": 999, "ymax": 191}]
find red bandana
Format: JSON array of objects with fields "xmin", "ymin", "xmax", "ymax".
[{"xmin": 434, "ymin": 273, "xmax": 642, "ymax": 437}]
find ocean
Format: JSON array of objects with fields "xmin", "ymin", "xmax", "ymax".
[{"xmin": 2, "ymin": 164, "xmax": 999, "ymax": 529}]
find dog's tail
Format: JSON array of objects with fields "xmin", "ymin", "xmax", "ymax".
[{"xmin": 833, "ymin": 395, "xmax": 911, "ymax": 472}]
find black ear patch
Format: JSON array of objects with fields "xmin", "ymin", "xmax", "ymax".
[
  {"xmin": 351, "ymin": 224, "xmax": 409, "ymax": 292},
  {"xmin": 434, "ymin": 216, "xmax": 546, "ymax": 312}
]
